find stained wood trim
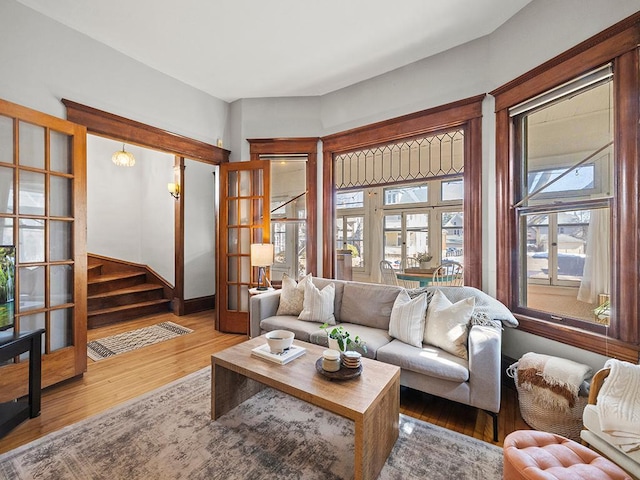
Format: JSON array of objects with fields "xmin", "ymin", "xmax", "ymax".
[
  {"xmin": 247, "ymin": 138, "xmax": 319, "ymax": 154},
  {"xmin": 516, "ymin": 316, "xmax": 639, "ymax": 363},
  {"xmin": 490, "ymin": 11, "xmax": 640, "ymax": 111},
  {"xmin": 62, "ymin": 99, "xmax": 230, "ymax": 164},
  {"xmin": 173, "ymin": 157, "xmax": 185, "ymax": 315},
  {"xmin": 183, "ymin": 296, "xmax": 215, "ymax": 315},
  {"xmin": 322, "ymin": 95, "xmax": 485, "ymax": 152},
  {"xmin": 248, "ymin": 138, "xmax": 319, "ymax": 276},
  {"xmin": 321, "ymin": 95, "xmax": 485, "ymax": 283},
  {"xmin": 493, "ymin": 15, "xmax": 640, "ymax": 359}
]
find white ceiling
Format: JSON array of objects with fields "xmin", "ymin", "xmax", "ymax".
[{"xmin": 16, "ymin": 0, "xmax": 532, "ymax": 102}]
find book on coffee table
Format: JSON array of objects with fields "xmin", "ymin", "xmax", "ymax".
[{"xmin": 251, "ymin": 343, "xmax": 306, "ymax": 365}]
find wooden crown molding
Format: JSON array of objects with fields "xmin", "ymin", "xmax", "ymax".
[
  {"xmin": 321, "ymin": 94, "xmax": 486, "ymax": 153},
  {"xmin": 62, "ymin": 99, "xmax": 230, "ymax": 164}
]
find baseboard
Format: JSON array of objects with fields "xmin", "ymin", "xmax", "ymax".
[{"xmin": 183, "ymin": 295, "xmax": 215, "ymax": 315}]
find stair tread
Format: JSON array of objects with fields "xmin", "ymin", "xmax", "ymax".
[
  {"xmin": 88, "ymin": 283, "xmax": 164, "ymax": 300},
  {"xmin": 88, "ymin": 271, "xmax": 146, "ymax": 284},
  {"xmin": 88, "ymin": 299, "xmax": 170, "ymax": 317}
]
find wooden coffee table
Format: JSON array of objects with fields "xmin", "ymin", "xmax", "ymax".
[{"xmin": 211, "ymin": 335, "xmax": 400, "ymax": 480}]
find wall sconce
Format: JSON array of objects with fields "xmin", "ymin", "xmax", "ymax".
[
  {"xmin": 112, "ymin": 144, "xmax": 136, "ymax": 167},
  {"xmin": 167, "ymin": 183, "xmax": 180, "ymax": 199},
  {"xmin": 250, "ymin": 243, "xmax": 274, "ymax": 290}
]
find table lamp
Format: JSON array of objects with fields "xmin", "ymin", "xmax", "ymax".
[{"xmin": 251, "ymin": 243, "xmax": 274, "ymax": 290}]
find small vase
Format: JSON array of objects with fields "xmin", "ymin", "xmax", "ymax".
[{"xmin": 420, "ymin": 261, "xmax": 430, "ymax": 269}]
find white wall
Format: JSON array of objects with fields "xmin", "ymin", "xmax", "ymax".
[
  {"xmin": 87, "ymin": 135, "xmax": 175, "ymax": 283},
  {"xmin": 0, "ymin": 0, "xmax": 232, "ymax": 291},
  {"xmin": 0, "ymin": 0, "xmax": 228, "ymax": 147},
  {"xmin": 229, "ymin": 96, "xmax": 322, "ymax": 161},
  {"xmin": 184, "ymin": 160, "xmax": 217, "ymax": 299}
]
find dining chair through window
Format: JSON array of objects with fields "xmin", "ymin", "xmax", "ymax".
[
  {"xmin": 431, "ymin": 261, "xmax": 464, "ymax": 286},
  {"xmin": 379, "ymin": 260, "xmax": 399, "ymax": 286}
]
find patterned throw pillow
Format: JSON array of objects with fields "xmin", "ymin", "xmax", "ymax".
[
  {"xmin": 424, "ymin": 289, "xmax": 475, "ymax": 359},
  {"xmin": 298, "ymin": 282, "xmax": 336, "ymax": 325},
  {"xmin": 276, "ymin": 273, "xmax": 312, "ymax": 316},
  {"xmin": 388, "ymin": 289, "xmax": 428, "ymax": 348}
]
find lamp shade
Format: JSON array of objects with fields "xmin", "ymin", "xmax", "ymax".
[{"xmin": 250, "ymin": 243, "xmax": 274, "ymax": 267}]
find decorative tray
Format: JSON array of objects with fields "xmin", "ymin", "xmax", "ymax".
[{"xmin": 315, "ymin": 358, "xmax": 362, "ymax": 380}]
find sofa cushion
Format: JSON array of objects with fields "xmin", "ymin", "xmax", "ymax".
[
  {"xmin": 276, "ymin": 273, "xmax": 312, "ymax": 316},
  {"xmin": 377, "ymin": 339, "xmax": 469, "ymax": 382},
  {"xmin": 310, "ymin": 322, "xmax": 392, "ymax": 360},
  {"xmin": 298, "ymin": 282, "xmax": 336, "ymax": 324},
  {"xmin": 259, "ymin": 315, "xmax": 325, "ymax": 342},
  {"xmin": 424, "ymin": 290, "xmax": 475, "ymax": 359},
  {"xmin": 388, "ymin": 290, "xmax": 428, "ymax": 348},
  {"xmin": 339, "ymin": 282, "xmax": 402, "ymax": 329}
]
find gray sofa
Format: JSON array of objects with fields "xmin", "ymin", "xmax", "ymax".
[{"xmin": 249, "ymin": 277, "xmax": 518, "ymax": 441}]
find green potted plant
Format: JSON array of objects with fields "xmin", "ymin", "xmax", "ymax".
[
  {"xmin": 320, "ymin": 323, "xmax": 367, "ymax": 353},
  {"xmin": 414, "ymin": 251, "xmax": 432, "ymax": 268}
]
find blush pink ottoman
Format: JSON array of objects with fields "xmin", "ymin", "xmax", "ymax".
[{"xmin": 503, "ymin": 430, "xmax": 632, "ymax": 479}]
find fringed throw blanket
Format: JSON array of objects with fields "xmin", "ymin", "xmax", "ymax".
[
  {"xmin": 598, "ymin": 359, "xmax": 640, "ymax": 452},
  {"xmin": 517, "ymin": 352, "xmax": 592, "ymax": 411}
]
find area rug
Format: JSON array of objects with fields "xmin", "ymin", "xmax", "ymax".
[
  {"xmin": 86, "ymin": 321, "xmax": 193, "ymax": 361},
  {"xmin": 0, "ymin": 368, "xmax": 503, "ymax": 479}
]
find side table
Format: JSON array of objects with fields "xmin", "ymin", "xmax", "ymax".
[{"xmin": 0, "ymin": 329, "xmax": 45, "ymax": 438}]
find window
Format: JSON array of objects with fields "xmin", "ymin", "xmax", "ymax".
[
  {"xmin": 511, "ymin": 69, "xmax": 613, "ymax": 329},
  {"xmin": 492, "ymin": 16, "xmax": 640, "ymax": 361},
  {"xmin": 336, "ymin": 215, "xmax": 365, "ymax": 268},
  {"xmin": 322, "ymin": 95, "xmax": 484, "ymax": 287}
]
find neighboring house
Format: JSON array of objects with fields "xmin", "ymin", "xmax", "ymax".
[{"xmin": 0, "ymin": 0, "xmax": 638, "ymax": 390}]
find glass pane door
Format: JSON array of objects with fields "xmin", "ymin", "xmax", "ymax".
[
  {"xmin": 0, "ymin": 98, "xmax": 87, "ymax": 401},
  {"xmin": 218, "ymin": 160, "xmax": 269, "ymax": 333}
]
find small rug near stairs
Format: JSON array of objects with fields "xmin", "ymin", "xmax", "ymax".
[{"xmin": 87, "ymin": 321, "xmax": 193, "ymax": 361}]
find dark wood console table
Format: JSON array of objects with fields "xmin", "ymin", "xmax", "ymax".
[{"xmin": 0, "ymin": 329, "xmax": 45, "ymax": 438}]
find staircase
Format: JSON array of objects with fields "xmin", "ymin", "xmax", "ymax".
[{"xmin": 87, "ymin": 255, "xmax": 172, "ymax": 329}]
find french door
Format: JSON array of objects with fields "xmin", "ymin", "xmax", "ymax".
[
  {"xmin": 218, "ymin": 160, "xmax": 270, "ymax": 333},
  {"xmin": 0, "ymin": 98, "xmax": 87, "ymax": 401}
]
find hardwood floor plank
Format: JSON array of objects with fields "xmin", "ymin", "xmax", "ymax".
[{"xmin": 0, "ymin": 310, "xmax": 530, "ymax": 455}]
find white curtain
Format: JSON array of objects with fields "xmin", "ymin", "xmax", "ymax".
[{"xmin": 577, "ymin": 208, "xmax": 610, "ymax": 303}]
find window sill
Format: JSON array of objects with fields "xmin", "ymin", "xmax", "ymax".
[{"xmin": 515, "ymin": 314, "xmax": 639, "ymax": 362}]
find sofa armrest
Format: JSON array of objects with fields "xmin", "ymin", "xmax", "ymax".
[
  {"xmin": 249, "ymin": 290, "xmax": 282, "ymax": 338},
  {"xmin": 467, "ymin": 325, "xmax": 502, "ymax": 413}
]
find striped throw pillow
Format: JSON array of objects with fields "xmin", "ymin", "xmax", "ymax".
[
  {"xmin": 388, "ymin": 289, "xmax": 428, "ymax": 348},
  {"xmin": 298, "ymin": 282, "xmax": 336, "ymax": 325}
]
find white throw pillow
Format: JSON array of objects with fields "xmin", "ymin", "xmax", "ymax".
[
  {"xmin": 388, "ymin": 290, "xmax": 428, "ymax": 348},
  {"xmin": 276, "ymin": 273, "xmax": 312, "ymax": 316},
  {"xmin": 298, "ymin": 282, "xmax": 336, "ymax": 325},
  {"xmin": 424, "ymin": 289, "xmax": 475, "ymax": 359}
]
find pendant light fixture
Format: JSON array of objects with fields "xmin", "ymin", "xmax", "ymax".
[{"xmin": 112, "ymin": 144, "xmax": 136, "ymax": 167}]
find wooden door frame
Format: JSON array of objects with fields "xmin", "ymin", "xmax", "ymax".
[
  {"xmin": 62, "ymin": 100, "xmax": 229, "ymax": 315},
  {"xmin": 247, "ymin": 138, "xmax": 319, "ymax": 276}
]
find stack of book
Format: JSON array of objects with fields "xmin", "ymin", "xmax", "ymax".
[{"xmin": 251, "ymin": 343, "xmax": 306, "ymax": 365}]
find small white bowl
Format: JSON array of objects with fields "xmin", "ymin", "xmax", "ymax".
[{"xmin": 265, "ymin": 330, "xmax": 295, "ymax": 353}]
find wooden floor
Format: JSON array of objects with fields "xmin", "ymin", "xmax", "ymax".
[{"xmin": 0, "ymin": 310, "xmax": 529, "ymax": 455}]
